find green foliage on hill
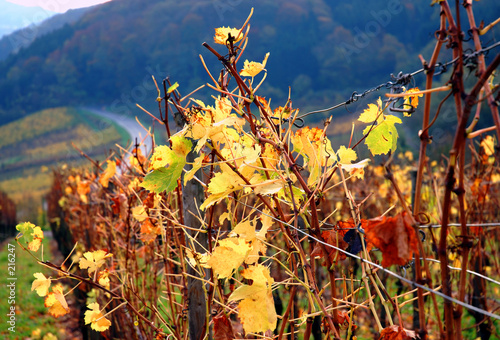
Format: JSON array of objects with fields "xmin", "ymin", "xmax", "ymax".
[
  {"xmin": 0, "ymin": 0, "xmax": 496, "ymax": 171},
  {"xmin": 0, "ymin": 0, "xmax": 498, "ymax": 125}
]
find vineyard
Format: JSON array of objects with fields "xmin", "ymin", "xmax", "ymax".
[{"xmin": 13, "ymin": 2, "xmax": 500, "ymax": 340}]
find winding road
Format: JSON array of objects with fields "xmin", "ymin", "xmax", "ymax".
[{"xmin": 83, "ymin": 107, "xmax": 153, "ymax": 156}]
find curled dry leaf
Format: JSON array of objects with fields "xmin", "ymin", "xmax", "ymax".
[
  {"xmin": 311, "ymin": 229, "xmax": 348, "ymax": 264},
  {"xmin": 364, "ymin": 212, "xmax": 419, "ymax": 267},
  {"xmin": 213, "ymin": 313, "xmax": 234, "ymax": 340},
  {"xmin": 378, "ymin": 325, "xmax": 417, "ymax": 339},
  {"xmin": 44, "ymin": 283, "xmax": 70, "ymax": 317}
]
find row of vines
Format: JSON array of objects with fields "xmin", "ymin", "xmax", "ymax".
[{"xmin": 15, "ymin": 1, "xmax": 500, "ymax": 339}]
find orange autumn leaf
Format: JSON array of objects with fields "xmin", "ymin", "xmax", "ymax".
[
  {"xmin": 311, "ymin": 229, "xmax": 348, "ymax": 264},
  {"xmin": 139, "ymin": 219, "xmax": 162, "ymax": 244},
  {"xmin": 214, "ymin": 26, "xmax": 243, "ymax": 45},
  {"xmin": 337, "ymin": 310, "xmax": 357, "ymax": 330},
  {"xmin": 84, "ymin": 302, "xmax": 111, "ymax": 332},
  {"xmin": 312, "ymin": 220, "xmax": 372, "ymax": 265},
  {"xmin": 378, "ymin": 325, "xmax": 417, "ymax": 339},
  {"xmin": 44, "ymin": 284, "xmax": 70, "ymax": 317},
  {"xmin": 99, "ymin": 160, "xmax": 116, "ymax": 188},
  {"xmin": 364, "ymin": 212, "xmax": 419, "ymax": 267},
  {"xmin": 403, "ymin": 87, "xmax": 423, "ymax": 110}
]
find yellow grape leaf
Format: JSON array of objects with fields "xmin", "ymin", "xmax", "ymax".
[
  {"xmin": 240, "ymin": 52, "xmax": 270, "ymax": 77},
  {"xmin": 292, "ymin": 126, "xmax": 335, "ymax": 186},
  {"xmin": 403, "ymin": 87, "xmax": 424, "ymax": 117},
  {"xmin": 362, "ymin": 114, "xmax": 402, "ymax": 155},
  {"xmin": 337, "ymin": 145, "xmax": 357, "ymax": 164},
  {"xmin": 207, "ymin": 238, "xmax": 252, "ymax": 278},
  {"xmin": 231, "ymin": 220, "xmax": 268, "ymax": 265},
  {"xmin": 31, "ymin": 329, "xmax": 42, "ymax": 338},
  {"xmin": 44, "ymin": 284, "xmax": 69, "ymax": 317},
  {"xmin": 232, "ymin": 291, "xmax": 277, "ymax": 334},
  {"xmin": 16, "ymin": 222, "xmax": 44, "ymax": 251},
  {"xmin": 32, "ymin": 273, "xmax": 51, "ymax": 297},
  {"xmin": 97, "ymin": 270, "xmax": 110, "ymax": 290},
  {"xmin": 184, "ymin": 155, "xmax": 204, "ymax": 185},
  {"xmin": 131, "ymin": 205, "xmax": 148, "ymax": 222},
  {"xmin": 214, "ymin": 26, "xmax": 243, "ymax": 45},
  {"xmin": 84, "ymin": 302, "xmax": 112, "ymax": 332},
  {"xmin": 232, "ymin": 220, "xmax": 256, "ymax": 240},
  {"xmin": 79, "ymin": 250, "xmax": 113, "ymax": 274},
  {"xmin": 141, "ymin": 137, "xmax": 192, "ymax": 194},
  {"xmin": 99, "ymin": 160, "xmax": 116, "ymax": 188},
  {"xmin": 228, "ymin": 264, "xmax": 277, "ymax": 333},
  {"xmin": 241, "ymin": 264, "xmax": 274, "ymax": 287},
  {"xmin": 258, "ymin": 209, "xmax": 274, "ymax": 238},
  {"xmin": 480, "ymin": 135, "xmax": 495, "ymax": 156},
  {"xmin": 207, "ymin": 170, "xmax": 246, "ymax": 196},
  {"xmin": 341, "ymin": 159, "xmax": 370, "ymax": 179},
  {"xmin": 129, "ymin": 146, "xmax": 147, "ymax": 171},
  {"xmin": 252, "ymin": 179, "xmax": 284, "ymax": 196},
  {"xmin": 42, "ymin": 333, "xmax": 57, "ymax": 340},
  {"xmin": 199, "ymin": 191, "xmax": 228, "ymax": 211},
  {"xmin": 358, "ymin": 97, "xmax": 383, "ymax": 123},
  {"xmin": 186, "ymin": 249, "xmax": 211, "ymax": 269},
  {"xmin": 149, "ymin": 145, "xmax": 173, "ymax": 170}
]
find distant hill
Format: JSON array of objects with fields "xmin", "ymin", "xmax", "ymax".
[
  {"xmin": 0, "ymin": 0, "xmax": 56, "ymax": 38},
  {"xmin": 0, "ymin": 0, "xmax": 498, "ymax": 125},
  {"xmin": 0, "ymin": 7, "xmax": 89, "ymax": 61}
]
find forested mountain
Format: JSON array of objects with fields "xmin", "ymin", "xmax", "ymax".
[
  {"xmin": 0, "ymin": 7, "xmax": 89, "ymax": 61},
  {"xmin": 0, "ymin": 0, "xmax": 498, "ymax": 125},
  {"xmin": 0, "ymin": 0, "xmax": 56, "ymax": 38}
]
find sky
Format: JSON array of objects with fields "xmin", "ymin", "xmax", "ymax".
[{"xmin": 6, "ymin": 0, "xmax": 111, "ymax": 13}]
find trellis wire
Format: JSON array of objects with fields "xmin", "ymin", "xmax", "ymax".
[
  {"xmin": 232, "ymin": 199, "xmax": 500, "ymax": 321},
  {"xmin": 423, "ymin": 258, "xmax": 500, "ymax": 286},
  {"xmin": 297, "ymin": 41, "xmax": 500, "ymax": 121}
]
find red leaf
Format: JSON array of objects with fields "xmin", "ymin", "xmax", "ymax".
[
  {"xmin": 214, "ymin": 314, "xmax": 234, "ymax": 340},
  {"xmin": 364, "ymin": 212, "xmax": 419, "ymax": 267},
  {"xmin": 311, "ymin": 227, "xmax": 349, "ymax": 264},
  {"xmin": 378, "ymin": 325, "xmax": 417, "ymax": 339}
]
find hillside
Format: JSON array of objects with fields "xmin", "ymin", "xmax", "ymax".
[
  {"xmin": 1, "ymin": 0, "xmax": 498, "ymax": 126},
  {"xmin": 0, "ymin": 107, "xmax": 128, "ymax": 220},
  {"xmin": 0, "ymin": 0, "xmax": 56, "ymax": 38},
  {"xmin": 0, "ymin": 7, "xmax": 89, "ymax": 61}
]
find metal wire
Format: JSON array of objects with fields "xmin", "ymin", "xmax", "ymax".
[
  {"xmin": 423, "ymin": 258, "xmax": 500, "ymax": 286},
  {"xmin": 420, "ymin": 222, "xmax": 500, "ymax": 228},
  {"xmin": 297, "ymin": 41, "xmax": 500, "ymax": 120},
  {"xmin": 233, "ymin": 199, "xmax": 500, "ymax": 321}
]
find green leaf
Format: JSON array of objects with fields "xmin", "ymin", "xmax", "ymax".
[
  {"xmin": 362, "ymin": 115, "xmax": 401, "ymax": 156},
  {"xmin": 141, "ymin": 158, "xmax": 185, "ymax": 194},
  {"xmin": 167, "ymin": 82, "xmax": 179, "ymax": 94}
]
